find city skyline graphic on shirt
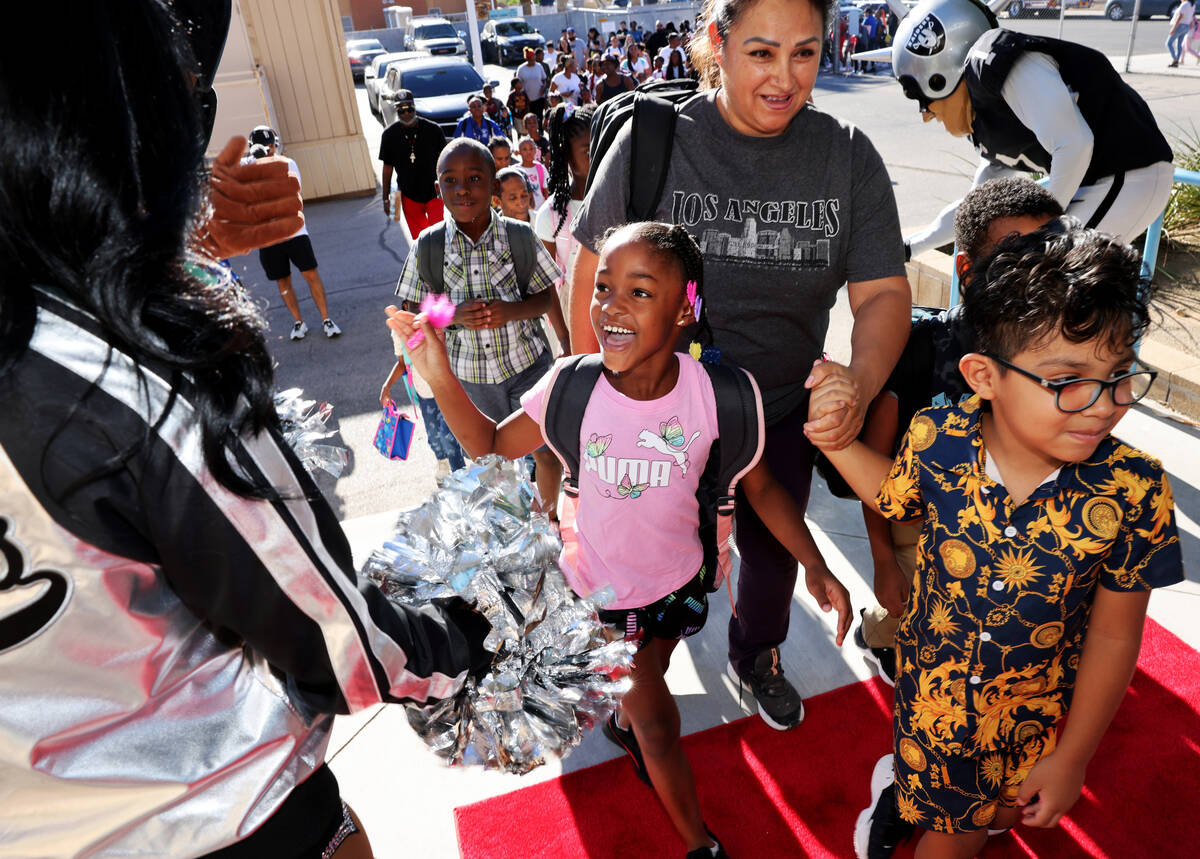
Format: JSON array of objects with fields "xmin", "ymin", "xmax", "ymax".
[
  {"xmin": 698, "ymin": 217, "xmax": 832, "ymax": 271},
  {"xmin": 668, "ymin": 192, "xmax": 836, "ymax": 272}
]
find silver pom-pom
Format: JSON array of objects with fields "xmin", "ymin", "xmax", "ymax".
[
  {"xmin": 364, "ymin": 456, "xmax": 635, "ymax": 774},
  {"xmin": 274, "ymin": 387, "xmax": 349, "ymax": 478}
]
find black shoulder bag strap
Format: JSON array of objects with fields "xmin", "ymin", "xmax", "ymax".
[{"xmin": 627, "ymin": 92, "xmax": 681, "ymax": 222}]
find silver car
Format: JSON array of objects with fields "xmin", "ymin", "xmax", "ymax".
[{"xmin": 364, "ymin": 51, "xmax": 428, "ymax": 116}]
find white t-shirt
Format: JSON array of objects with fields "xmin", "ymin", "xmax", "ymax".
[
  {"xmin": 515, "ymin": 62, "xmax": 547, "ymax": 100},
  {"xmin": 551, "ymin": 71, "xmax": 582, "ymax": 105},
  {"xmin": 622, "ymin": 55, "xmax": 649, "ymax": 79},
  {"xmin": 534, "ymin": 195, "xmax": 581, "ymax": 289}
]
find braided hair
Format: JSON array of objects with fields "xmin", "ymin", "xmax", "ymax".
[
  {"xmin": 597, "ymin": 222, "xmax": 714, "ymax": 346},
  {"xmin": 546, "ymin": 102, "xmax": 595, "ymax": 236}
]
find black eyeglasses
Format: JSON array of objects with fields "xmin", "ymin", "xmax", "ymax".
[
  {"xmin": 983, "ymin": 353, "xmax": 1157, "ymax": 413},
  {"xmin": 398, "ymin": 105, "xmax": 415, "ymax": 114}
]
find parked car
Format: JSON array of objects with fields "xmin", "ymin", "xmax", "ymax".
[
  {"xmin": 346, "ymin": 38, "xmax": 387, "ymax": 82},
  {"xmin": 404, "ymin": 17, "xmax": 467, "ymax": 58},
  {"xmin": 480, "ymin": 18, "xmax": 544, "ymax": 65},
  {"xmin": 1003, "ymin": 0, "xmax": 1091, "ymax": 14},
  {"xmin": 365, "ymin": 51, "xmax": 427, "ymax": 116},
  {"xmin": 1104, "ymin": 0, "xmax": 1178, "ymax": 18},
  {"xmin": 379, "ymin": 56, "xmax": 498, "ymax": 136}
]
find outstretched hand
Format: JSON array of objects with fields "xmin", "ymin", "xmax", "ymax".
[
  {"xmin": 386, "ymin": 305, "xmax": 449, "ymax": 381},
  {"xmin": 200, "ymin": 136, "xmax": 304, "ymax": 259},
  {"xmin": 804, "ymin": 565, "xmax": 852, "ymax": 647}
]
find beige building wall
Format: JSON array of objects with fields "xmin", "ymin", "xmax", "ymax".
[{"xmin": 211, "ymin": 0, "xmax": 376, "ymax": 200}]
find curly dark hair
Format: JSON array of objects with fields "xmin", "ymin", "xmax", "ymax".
[
  {"xmin": 953, "ymin": 177, "xmax": 1064, "ymax": 265},
  {"xmin": 596, "ymin": 222, "xmax": 713, "ymax": 345},
  {"xmin": 546, "ymin": 103, "xmax": 596, "ymax": 237},
  {"xmin": 963, "ymin": 217, "xmax": 1150, "ymax": 363}
]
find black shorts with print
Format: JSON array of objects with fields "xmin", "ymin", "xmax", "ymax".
[{"xmin": 598, "ymin": 565, "xmax": 710, "ymax": 649}]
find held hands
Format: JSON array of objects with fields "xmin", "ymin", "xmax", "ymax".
[
  {"xmin": 200, "ymin": 136, "xmax": 303, "ymax": 259},
  {"xmin": 803, "ymin": 359, "xmax": 866, "ymax": 451},
  {"xmin": 804, "ymin": 564, "xmax": 852, "ymax": 647},
  {"xmin": 455, "ymin": 298, "xmax": 515, "ymax": 329},
  {"xmin": 1017, "ymin": 751, "xmax": 1086, "ymax": 828}
]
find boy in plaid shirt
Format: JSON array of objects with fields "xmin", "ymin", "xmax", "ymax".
[{"xmin": 391, "ymin": 139, "xmax": 563, "ymax": 507}]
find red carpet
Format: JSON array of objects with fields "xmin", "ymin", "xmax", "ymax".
[{"xmin": 455, "ymin": 619, "xmax": 1200, "ymax": 858}]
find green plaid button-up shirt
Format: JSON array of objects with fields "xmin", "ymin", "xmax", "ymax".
[{"xmin": 395, "ymin": 213, "xmax": 559, "ymax": 384}]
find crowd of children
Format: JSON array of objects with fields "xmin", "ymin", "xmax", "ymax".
[{"xmin": 373, "ymin": 21, "xmax": 1183, "ymax": 859}]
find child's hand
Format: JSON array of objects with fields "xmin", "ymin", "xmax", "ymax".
[
  {"xmin": 455, "ymin": 298, "xmax": 493, "ymax": 329},
  {"xmin": 1017, "ymin": 751, "xmax": 1085, "ymax": 828},
  {"xmin": 873, "ymin": 558, "xmax": 910, "ymax": 619},
  {"xmin": 804, "ymin": 565, "xmax": 852, "ymax": 646},
  {"xmin": 385, "ymin": 305, "xmax": 448, "ymax": 379},
  {"xmin": 379, "ymin": 382, "xmax": 393, "ymax": 410}
]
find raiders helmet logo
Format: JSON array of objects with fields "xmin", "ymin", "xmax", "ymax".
[{"xmin": 906, "ymin": 13, "xmax": 946, "ymax": 57}]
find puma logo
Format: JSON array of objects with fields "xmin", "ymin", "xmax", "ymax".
[{"xmin": 637, "ymin": 428, "xmax": 701, "ymax": 474}]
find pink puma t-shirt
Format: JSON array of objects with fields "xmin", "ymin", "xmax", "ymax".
[{"xmin": 521, "ymin": 355, "xmax": 720, "ymax": 609}]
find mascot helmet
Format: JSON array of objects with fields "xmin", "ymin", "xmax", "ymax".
[{"xmin": 893, "ymin": 0, "xmax": 998, "ymax": 107}]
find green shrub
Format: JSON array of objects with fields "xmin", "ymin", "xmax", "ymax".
[{"xmin": 1164, "ymin": 125, "xmax": 1200, "ymax": 241}]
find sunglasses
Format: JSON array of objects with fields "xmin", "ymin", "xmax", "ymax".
[{"xmin": 398, "ymin": 105, "xmax": 415, "ymax": 114}]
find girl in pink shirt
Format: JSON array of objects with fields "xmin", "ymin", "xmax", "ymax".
[{"xmin": 389, "ymin": 222, "xmax": 850, "ymax": 859}]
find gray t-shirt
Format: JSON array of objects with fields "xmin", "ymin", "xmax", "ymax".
[{"xmin": 574, "ymin": 91, "xmax": 906, "ymax": 424}]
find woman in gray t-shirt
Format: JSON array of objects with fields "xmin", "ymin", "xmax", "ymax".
[{"xmin": 570, "ymin": 0, "xmax": 911, "ymax": 736}]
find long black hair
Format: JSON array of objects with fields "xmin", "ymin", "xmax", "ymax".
[
  {"xmin": 546, "ymin": 103, "xmax": 596, "ymax": 237},
  {"xmin": 0, "ymin": 2, "xmax": 277, "ymax": 498}
]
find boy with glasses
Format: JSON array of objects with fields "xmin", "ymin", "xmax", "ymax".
[
  {"xmin": 845, "ymin": 177, "xmax": 1064, "ymax": 687},
  {"xmin": 809, "ymin": 218, "xmax": 1182, "ymax": 859}
]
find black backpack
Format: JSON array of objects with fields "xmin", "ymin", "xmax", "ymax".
[
  {"xmin": 584, "ymin": 78, "xmax": 700, "ymax": 222},
  {"xmin": 539, "ymin": 353, "xmax": 762, "ymax": 590}
]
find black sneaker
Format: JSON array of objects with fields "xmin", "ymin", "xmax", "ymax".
[
  {"xmin": 853, "ymin": 609, "xmax": 897, "ymax": 688},
  {"xmin": 853, "ymin": 754, "xmax": 915, "ymax": 859},
  {"xmin": 602, "ymin": 712, "xmax": 652, "ymax": 787},
  {"xmin": 685, "ymin": 827, "xmax": 729, "ymax": 858},
  {"xmin": 727, "ymin": 647, "xmax": 804, "ymax": 730}
]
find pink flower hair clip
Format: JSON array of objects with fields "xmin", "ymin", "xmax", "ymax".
[{"xmin": 686, "ymin": 280, "xmax": 701, "ymax": 322}]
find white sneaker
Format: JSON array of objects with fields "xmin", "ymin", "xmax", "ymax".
[
  {"xmin": 322, "ymin": 318, "xmax": 342, "ymax": 338},
  {"xmin": 435, "ymin": 459, "xmax": 451, "ymax": 480},
  {"xmin": 290, "ymin": 321, "xmax": 308, "ymax": 341}
]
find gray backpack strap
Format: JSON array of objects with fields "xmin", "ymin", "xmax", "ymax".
[
  {"xmin": 415, "ymin": 222, "xmax": 447, "ymax": 294},
  {"xmin": 541, "ymin": 353, "xmax": 605, "ymax": 496},
  {"xmin": 501, "ymin": 216, "xmax": 538, "ymax": 298}
]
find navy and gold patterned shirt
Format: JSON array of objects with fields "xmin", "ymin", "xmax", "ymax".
[{"xmin": 877, "ymin": 396, "xmax": 1183, "ymax": 755}]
